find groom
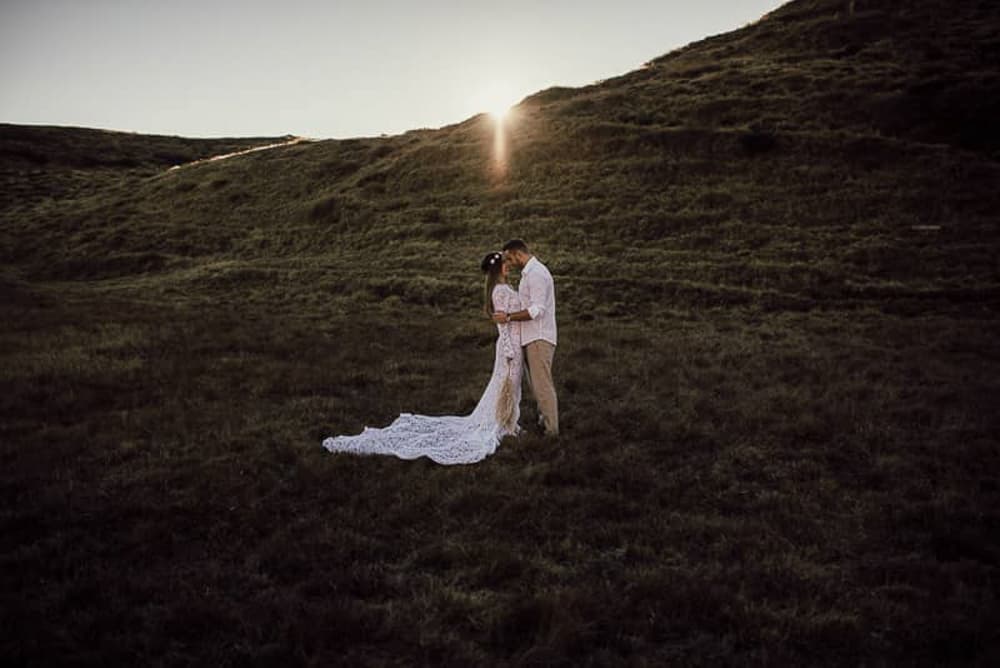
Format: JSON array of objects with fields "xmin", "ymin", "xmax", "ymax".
[{"xmin": 494, "ymin": 239, "xmax": 559, "ymax": 437}]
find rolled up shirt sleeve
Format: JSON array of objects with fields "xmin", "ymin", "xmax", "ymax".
[{"xmin": 525, "ymin": 271, "xmax": 547, "ymax": 320}]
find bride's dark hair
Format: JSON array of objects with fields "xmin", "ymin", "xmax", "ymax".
[{"xmin": 481, "ymin": 251, "xmax": 504, "ymax": 317}]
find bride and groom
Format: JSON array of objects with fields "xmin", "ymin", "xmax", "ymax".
[{"xmin": 321, "ymin": 239, "xmax": 558, "ymax": 465}]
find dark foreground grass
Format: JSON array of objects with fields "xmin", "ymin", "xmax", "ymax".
[
  {"xmin": 3, "ymin": 0, "xmax": 1000, "ymax": 664},
  {"xmin": 2, "ymin": 268, "xmax": 998, "ymax": 665}
]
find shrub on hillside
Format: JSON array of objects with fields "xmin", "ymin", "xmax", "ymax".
[{"xmin": 739, "ymin": 129, "xmax": 778, "ymax": 155}]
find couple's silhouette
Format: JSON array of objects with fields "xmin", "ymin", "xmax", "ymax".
[{"xmin": 322, "ymin": 239, "xmax": 558, "ymax": 464}]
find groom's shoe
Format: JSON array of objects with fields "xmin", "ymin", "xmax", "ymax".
[
  {"xmin": 535, "ymin": 415, "xmax": 551, "ymax": 436},
  {"xmin": 538, "ymin": 415, "xmax": 559, "ymax": 438}
]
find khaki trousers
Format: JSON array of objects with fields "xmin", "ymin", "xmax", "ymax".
[{"xmin": 524, "ymin": 340, "xmax": 559, "ymax": 436}]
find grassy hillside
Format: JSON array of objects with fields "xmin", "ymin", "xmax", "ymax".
[{"xmin": 3, "ymin": 0, "xmax": 999, "ymax": 664}]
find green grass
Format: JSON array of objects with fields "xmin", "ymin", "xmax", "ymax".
[{"xmin": 3, "ymin": 0, "xmax": 1000, "ymax": 664}]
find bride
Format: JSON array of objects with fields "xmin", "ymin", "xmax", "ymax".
[{"xmin": 321, "ymin": 251, "xmax": 523, "ymax": 465}]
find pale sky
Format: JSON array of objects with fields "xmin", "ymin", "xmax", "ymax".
[{"xmin": 0, "ymin": 0, "xmax": 785, "ymax": 139}]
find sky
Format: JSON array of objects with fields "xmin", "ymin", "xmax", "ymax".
[{"xmin": 0, "ymin": 0, "xmax": 786, "ymax": 139}]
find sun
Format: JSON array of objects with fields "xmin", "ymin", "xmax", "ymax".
[
  {"xmin": 479, "ymin": 81, "xmax": 518, "ymax": 122},
  {"xmin": 489, "ymin": 104, "xmax": 513, "ymax": 123}
]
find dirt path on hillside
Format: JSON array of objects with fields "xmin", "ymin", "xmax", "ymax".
[{"xmin": 167, "ymin": 136, "xmax": 312, "ymax": 172}]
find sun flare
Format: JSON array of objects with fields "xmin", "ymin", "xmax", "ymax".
[
  {"xmin": 478, "ymin": 80, "xmax": 520, "ymax": 179},
  {"xmin": 489, "ymin": 104, "xmax": 513, "ymax": 123},
  {"xmin": 478, "ymin": 81, "xmax": 519, "ymax": 123}
]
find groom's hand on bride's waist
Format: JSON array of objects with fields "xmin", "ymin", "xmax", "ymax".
[{"xmin": 492, "ymin": 311, "xmax": 508, "ymax": 324}]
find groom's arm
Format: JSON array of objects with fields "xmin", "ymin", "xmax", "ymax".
[
  {"xmin": 492, "ymin": 272, "xmax": 549, "ymax": 324},
  {"xmin": 493, "ymin": 308, "xmax": 531, "ymax": 323}
]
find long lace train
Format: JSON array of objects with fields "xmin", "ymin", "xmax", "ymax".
[{"xmin": 321, "ymin": 285, "xmax": 523, "ymax": 465}]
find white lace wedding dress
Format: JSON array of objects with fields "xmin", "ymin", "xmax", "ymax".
[{"xmin": 321, "ymin": 284, "xmax": 523, "ymax": 465}]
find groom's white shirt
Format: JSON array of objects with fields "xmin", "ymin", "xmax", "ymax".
[{"xmin": 519, "ymin": 256, "xmax": 557, "ymax": 347}]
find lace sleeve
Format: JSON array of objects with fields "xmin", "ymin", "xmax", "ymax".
[{"xmin": 494, "ymin": 286, "xmax": 516, "ymax": 360}]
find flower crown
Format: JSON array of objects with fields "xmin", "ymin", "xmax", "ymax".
[{"xmin": 481, "ymin": 251, "xmax": 503, "ymax": 273}]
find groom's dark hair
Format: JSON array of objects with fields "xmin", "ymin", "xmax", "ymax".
[{"xmin": 502, "ymin": 239, "xmax": 529, "ymax": 253}]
